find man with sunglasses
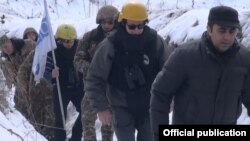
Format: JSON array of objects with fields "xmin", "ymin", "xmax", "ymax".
[
  {"xmin": 150, "ymin": 6, "xmax": 250, "ymax": 141},
  {"xmin": 84, "ymin": 2, "xmax": 169, "ymax": 141},
  {"xmin": 74, "ymin": 5, "xmax": 118, "ymax": 141}
]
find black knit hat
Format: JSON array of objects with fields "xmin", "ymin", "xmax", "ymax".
[{"xmin": 208, "ymin": 6, "xmax": 240, "ymax": 28}]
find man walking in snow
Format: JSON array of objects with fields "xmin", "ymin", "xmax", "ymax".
[
  {"xmin": 150, "ymin": 5, "xmax": 250, "ymax": 141},
  {"xmin": 23, "ymin": 27, "xmax": 38, "ymax": 42},
  {"xmin": 47, "ymin": 24, "xmax": 84, "ymax": 141},
  {"xmin": 84, "ymin": 1, "xmax": 170, "ymax": 141},
  {"xmin": 14, "ymin": 26, "xmax": 54, "ymax": 141},
  {"xmin": 0, "ymin": 35, "xmax": 35, "ymax": 119},
  {"xmin": 17, "ymin": 49, "xmax": 55, "ymax": 140},
  {"xmin": 74, "ymin": 5, "xmax": 118, "ymax": 141}
]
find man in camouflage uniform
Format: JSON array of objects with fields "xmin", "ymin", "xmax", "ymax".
[
  {"xmin": 74, "ymin": 5, "xmax": 118, "ymax": 141},
  {"xmin": 23, "ymin": 27, "xmax": 38, "ymax": 42},
  {"xmin": 0, "ymin": 35, "xmax": 35, "ymax": 119},
  {"xmin": 17, "ymin": 50, "xmax": 55, "ymax": 141}
]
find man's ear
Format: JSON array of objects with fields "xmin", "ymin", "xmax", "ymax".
[{"xmin": 207, "ymin": 25, "xmax": 212, "ymax": 36}]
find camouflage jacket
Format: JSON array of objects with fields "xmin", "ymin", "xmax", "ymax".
[
  {"xmin": 16, "ymin": 50, "xmax": 53, "ymax": 97},
  {"xmin": 0, "ymin": 39, "xmax": 35, "ymax": 88},
  {"xmin": 74, "ymin": 25, "xmax": 106, "ymax": 78}
]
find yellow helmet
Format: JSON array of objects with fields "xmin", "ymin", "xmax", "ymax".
[
  {"xmin": 118, "ymin": 1, "xmax": 148, "ymax": 22},
  {"xmin": 55, "ymin": 24, "xmax": 77, "ymax": 40}
]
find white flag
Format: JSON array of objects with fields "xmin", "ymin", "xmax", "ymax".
[{"xmin": 32, "ymin": 0, "xmax": 56, "ymax": 82}]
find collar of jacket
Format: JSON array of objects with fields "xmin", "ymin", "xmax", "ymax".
[
  {"xmin": 55, "ymin": 39, "xmax": 78, "ymax": 61},
  {"xmin": 107, "ymin": 24, "xmax": 156, "ymax": 52},
  {"xmin": 201, "ymin": 31, "xmax": 240, "ymax": 64},
  {"xmin": 90, "ymin": 25, "xmax": 107, "ymax": 42}
]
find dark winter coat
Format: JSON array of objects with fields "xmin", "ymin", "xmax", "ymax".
[
  {"xmin": 150, "ymin": 32, "xmax": 250, "ymax": 134},
  {"xmin": 46, "ymin": 40, "xmax": 83, "ymax": 91},
  {"xmin": 85, "ymin": 25, "xmax": 170, "ymax": 118}
]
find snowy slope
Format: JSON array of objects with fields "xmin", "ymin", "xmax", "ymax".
[{"xmin": 1, "ymin": 0, "xmax": 250, "ymax": 140}]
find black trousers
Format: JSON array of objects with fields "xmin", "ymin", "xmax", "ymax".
[
  {"xmin": 112, "ymin": 106, "xmax": 152, "ymax": 141},
  {"xmin": 53, "ymin": 86, "xmax": 84, "ymax": 141}
]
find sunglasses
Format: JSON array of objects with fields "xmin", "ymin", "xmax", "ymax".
[
  {"xmin": 101, "ymin": 20, "xmax": 114, "ymax": 25},
  {"xmin": 126, "ymin": 23, "xmax": 145, "ymax": 30},
  {"xmin": 61, "ymin": 39, "xmax": 74, "ymax": 44}
]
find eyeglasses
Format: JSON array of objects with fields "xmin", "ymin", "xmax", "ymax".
[
  {"xmin": 61, "ymin": 39, "xmax": 74, "ymax": 44},
  {"xmin": 101, "ymin": 20, "xmax": 114, "ymax": 25},
  {"xmin": 126, "ymin": 23, "xmax": 145, "ymax": 30}
]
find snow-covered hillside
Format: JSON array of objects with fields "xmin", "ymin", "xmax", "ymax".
[
  {"xmin": 1, "ymin": 0, "xmax": 250, "ymax": 141},
  {"xmin": 1, "ymin": 0, "xmax": 250, "ymax": 40}
]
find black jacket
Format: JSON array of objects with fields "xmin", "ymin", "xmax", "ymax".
[
  {"xmin": 85, "ymin": 25, "xmax": 169, "ymax": 115},
  {"xmin": 46, "ymin": 40, "xmax": 83, "ymax": 91},
  {"xmin": 150, "ymin": 32, "xmax": 250, "ymax": 135}
]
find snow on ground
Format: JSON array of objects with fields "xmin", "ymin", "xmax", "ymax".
[{"xmin": 1, "ymin": 0, "xmax": 250, "ymax": 140}]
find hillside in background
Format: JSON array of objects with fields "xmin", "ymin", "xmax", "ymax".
[
  {"xmin": 1, "ymin": 0, "xmax": 250, "ymax": 45},
  {"xmin": 1, "ymin": 0, "xmax": 250, "ymax": 140}
]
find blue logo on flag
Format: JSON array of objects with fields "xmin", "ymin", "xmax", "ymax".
[
  {"xmin": 37, "ymin": 17, "xmax": 49, "ymax": 45},
  {"xmin": 35, "ymin": 64, "xmax": 40, "ymax": 75}
]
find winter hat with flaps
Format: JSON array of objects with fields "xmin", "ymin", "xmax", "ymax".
[
  {"xmin": 96, "ymin": 5, "xmax": 118, "ymax": 24},
  {"xmin": 0, "ymin": 35, "xmax": 9, "ymax": 49},
  {"xmin": 23, "ymin": 27, "xmax": 38, "ymax": 39},
  {"xmin": 208, "ymin": 6, "xmax": 240, "ymax": 28}
]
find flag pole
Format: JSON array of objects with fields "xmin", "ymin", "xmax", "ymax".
[
  {"xmin": 52, "ymin": 49, "xmax": 67, "ymax": 130},
  {"xmin": 44, "ymin": 0, "xmax": 67, "ymax": 138},
  {"xmin": 52, "ymin": 49, "xmax": 68, "ymax": 139}
]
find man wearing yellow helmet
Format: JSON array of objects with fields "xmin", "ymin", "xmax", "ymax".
[
  {"xmin": 46, "ymin": 24, "xmax": 84, "ymax": 141},
  {"xmin": 84, "ymin": 2, "xmax": 170, "ymax": 141},
  {"xmin": 74, "ymin": 5, "xmax": 118, "ymax": 141}
]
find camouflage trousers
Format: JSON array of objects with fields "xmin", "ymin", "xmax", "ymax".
[
  {"xmin": 29, "ymin": 81, "xmax": 55, "ymax": 141},
  {"xmin": 81, "ymin": 95, "xmax": 114, "ymax": 141},
  {"xmin": 14, "ymin": 89, "xmax": 30, "ymax": 120},
  {"xmin": 15, "ymin": 81, "xmax": 55, "ymax": 141}
]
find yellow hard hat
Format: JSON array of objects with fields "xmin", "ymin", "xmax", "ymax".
[
  {"xmin": 118, "ymin": 1, "xmax": 148, "ymax": 22},
  {"xmin": 55, "ymin": 24, "xmax": 77, "ymax": 40}
]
